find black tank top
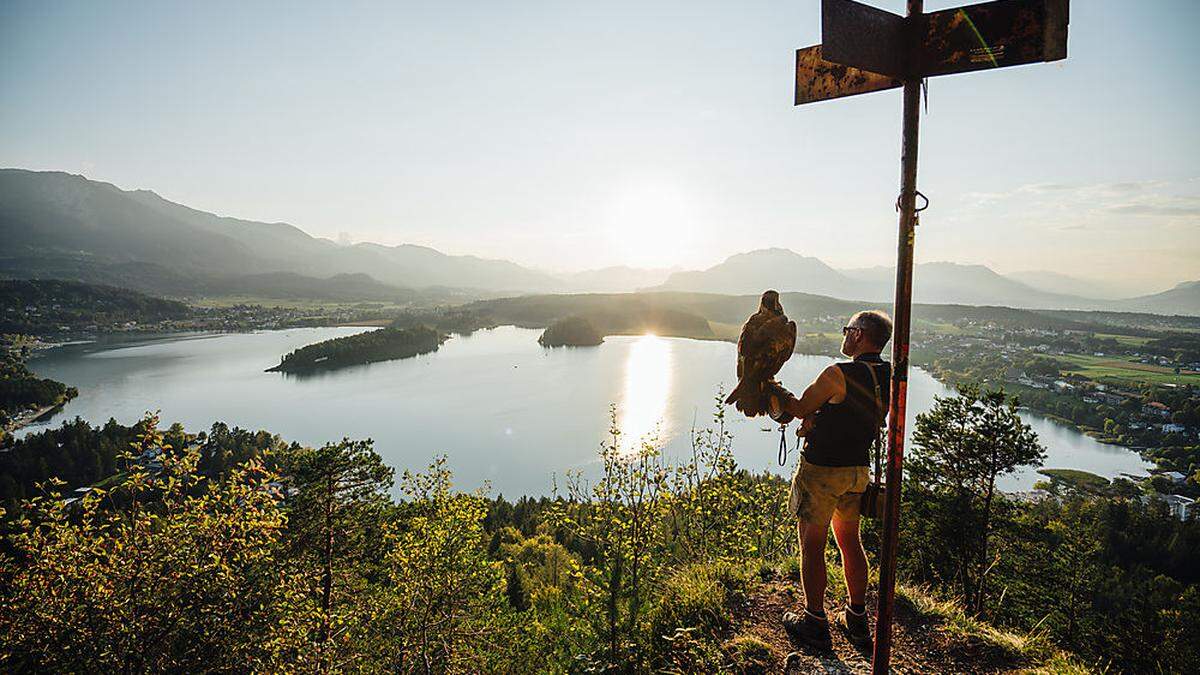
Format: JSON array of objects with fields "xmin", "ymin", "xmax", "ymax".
[{"xmin": 802, "ymin": 353, "xmax": 890, "ymax": 467}]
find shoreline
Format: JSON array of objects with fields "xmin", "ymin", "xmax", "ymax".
[
  {"xmin": 23, "ymin": 324, "xmax": 1157, "ymax": 482},
  {"xmin": 3, "ymin": 401, "xmax": 71, "ymax": 439}
]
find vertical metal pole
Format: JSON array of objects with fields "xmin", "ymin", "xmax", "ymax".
[{"xmin": 873, "ymin": 0, "xmax": 921, "ymax": 672}]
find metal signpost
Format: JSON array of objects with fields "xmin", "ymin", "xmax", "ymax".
[{"xmin": 794, "ymin": 1, "xmax": 1068, "ymax": 671}]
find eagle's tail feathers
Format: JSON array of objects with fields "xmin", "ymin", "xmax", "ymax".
[{"xmin": 725, "ymin": 378, "xmax": 754, "ymax": 405}]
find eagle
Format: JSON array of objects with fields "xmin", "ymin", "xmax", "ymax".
[{"xmin": 724, "ymin": 290, "xmax": 797, "ymax": 418}]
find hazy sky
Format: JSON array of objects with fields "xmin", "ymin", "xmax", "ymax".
[{"xmin": 2, "ymin": 0, "xmax": 1198, "ymax": 293}]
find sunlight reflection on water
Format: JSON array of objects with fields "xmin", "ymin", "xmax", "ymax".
[{"xmin": 617, "ymin": 334, "xmax": 673, "ymax": 452}]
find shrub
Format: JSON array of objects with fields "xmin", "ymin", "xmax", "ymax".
[
  {"xmin": 648, "ymin": 561, "xmax": 756, "ymax": 644},
  {"xmin": 724, "ymin": 633, "xmax": 775, "ymax": 674},
  {"xmin": 780, "ymin": 555, "xmax": 803, "ymax": 582}
]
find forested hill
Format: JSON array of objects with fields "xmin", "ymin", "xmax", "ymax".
[
  {"xmin": 0, "ymin": 279, "xmax": 191, "ymax": 333},
  {"xmin": 3, "ymin": 410, "xmax": 1194, "ymax": 671},
  {"xmin": 451, "ymin": 290, "xmax": 1132, "ymax": 339},
  {"xmin": 266, "ymin": 326, "xmax": 444, "ymax": 373},
  {"xmin": 0, "ymin": 169, "xmax": 561, "ymax": 295}
]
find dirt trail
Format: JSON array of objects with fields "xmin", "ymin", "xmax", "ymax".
[{"xmin": 733, "ymin": 579, "xmax": 1029, "ymax": 673}]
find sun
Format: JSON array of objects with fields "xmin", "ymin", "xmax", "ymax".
[{"xmin": 605, "ymin": 179, "xmax": 696, "ymax": 269}]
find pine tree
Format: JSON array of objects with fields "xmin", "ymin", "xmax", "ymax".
[
  {"xmin": 278, "ymin": 438, "xmax": 394, "ymax": 665},
  {"xmin": 910, "ymin": 384, "xmax": 1046, "ymax": 614}
]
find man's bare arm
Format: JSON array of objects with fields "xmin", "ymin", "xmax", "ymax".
[{"xmin": 783, "ymin": 364, "xmax": 844, "ymax": 420}]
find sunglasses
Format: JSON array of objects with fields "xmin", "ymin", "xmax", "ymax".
[{"xmin": 841, "ymin": 326, "xmax": 862, "ymax": 336}]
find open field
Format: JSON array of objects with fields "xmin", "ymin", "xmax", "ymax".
[
  {"xmin": 914, "ymin": 319, "xmax": 968, "ymax": 335},
  {"xmin": 1060, "ymin": 354, "xmax": 1200, "ymax": 386},
  {"xmin": 1094, "ymin": 333, "xmax": 1155, "ymax": 346},
  {"xmin": 1095, "ymin": 359, "xmax": 1199, "ymax": 375}
]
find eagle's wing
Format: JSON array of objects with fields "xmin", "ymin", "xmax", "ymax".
[
  {"xmin": 764, "ymin": 319, "xmax": 796, "ymax": 379},
  {"xmin": 727, "ymin": 310, "xmax": 771, "ymax": 406},
  {"xmin": 745, "ymin": 315, "xmax": 787, "ymax": 381},
  {"xmin": 739, "ymin": 313, "xmax": 775, "ymax": 382},
  {"xmin": 735, "ymin": 311, "xmax": 769, "ymax": 380},
  {"xmin": 727, "ymin": 307, "xmax": 796, "ymax": 416}
]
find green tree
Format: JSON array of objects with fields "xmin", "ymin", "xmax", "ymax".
[
  {"xmin": 279, "ymin": 438, "xmax": 394, "ymax": 667},
  {"xmin": 1103, "ymin": 418, "xmax": 1117, "ymax": 436},
  {"xmin": 910, "ymin": 384, "xmax": 1046, "ymax": 614},
  {"xmin": 553, "ymin": 407, "xmax": 669, "ymax": 668},
  {"xmin": 0, "ymin": 415, "xmax": 305, "ymax": 671},
  {"xmin": 372, "ymin": 456, "xmax": 520, "ymax": 671},
  {"xmin": 506, "ymin": 565, "xmax": 532, "ymax": 611},
  {"xmin": 663, "ymin": 396, "xmax": 791, "ymax": 564},
  {"xmin": 1045, "ymin": 500, "xmax": 1103, "ymax": 650}
]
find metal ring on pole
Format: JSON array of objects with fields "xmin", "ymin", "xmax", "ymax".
[{"xmin": 894, "ymin": 190, "xmax": 929, "ymax": 214}]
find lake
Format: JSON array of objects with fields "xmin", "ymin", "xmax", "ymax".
[{"xmin": 23, "ymin": 326, "xmax": 1153, "ymax": 495}]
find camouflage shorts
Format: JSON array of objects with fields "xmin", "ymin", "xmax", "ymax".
[{"xmin": 788, "ymin": 460, "xmax": 870, "ymax": 524}]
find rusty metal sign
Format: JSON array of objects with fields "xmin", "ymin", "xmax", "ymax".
[
  {"xmin": 797, "ymin": 0, "xmax": 1069, "ymax": 103},
  {"xmin": 915, "ymin": 0, "xmax": 1069, "ymax": 77},
  {"xmin": 795, "ymin": 45, "xmax": 901, "ymax": 105},
  {"xmin": 822, "ymin": 0, "xmax": 907, "ymax": 78}
]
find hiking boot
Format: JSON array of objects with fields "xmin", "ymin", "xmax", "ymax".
[
  {"xmin": 783, "ymin": 609, "xmax": 832, "ymax": 651},
  {"xmin": 842, "ymin": 604, "xmax": 872, "ymax": 645}
]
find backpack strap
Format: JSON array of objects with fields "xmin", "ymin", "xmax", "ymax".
[{"xmin": 860, "ymin": 362, "xmax": 886, "ymax": 484}]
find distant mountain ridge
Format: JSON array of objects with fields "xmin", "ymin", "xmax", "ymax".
[
  {"xmin": 648, "ymin": 249, "xmax": 1198, "ymax": 316},
  {"xmin": 1, "ymin": 169, "xmax": 1195, "ymax": 316},
  {"xmin": 1114, "ymin": 280, "xmax": 1200, "ymax": 316},
  {"xmin": 651, "ymin": 250, "xmax": 1097, "ymax": 309},
  {"xmin": 1003, "ymin": 269, "xmax": 1133, "ymax": 300},
  {"xmin": 839, "ymin": 261, "xmax": 1098, "ymax": 309},
  {"xmin": 654, "ymin": 248, "xmax": 877, "ymax": 299},
  {"xmin": 0, "ymin": 169, "xmax": 562, "ymax": 296}
]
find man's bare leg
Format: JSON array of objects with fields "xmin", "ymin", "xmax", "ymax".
[
  {"xmin": 831, "ymin": 516, "xmax": 868, "ymax": 607},
  {"xmin": 798, "ymin": 519, "xmax": 830, "ymax": 614}
]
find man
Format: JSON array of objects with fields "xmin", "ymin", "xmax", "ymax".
[{"xmin": 771, "ymin": 310, "xmax": 892, "ymax": 649}]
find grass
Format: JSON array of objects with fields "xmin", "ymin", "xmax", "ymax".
[
  {"xmin": 1058, "ymin": 353, "xmax": 1200, "ymax": 386},
  {"xmin": 1095, "ymin": 359, "xmax": 1197, "ymax": 375},
  {"xmin": 723, "ymin": 633, "xmax": 774, "ymax": 674},
  {"xmin": 1019, "ymin": 654, "xmax": 1099, "ymax": 675},
  {"xmin": 897, "ymin": 584, "xmax": 1039, "ymax": 657},
  {"xmin": 649, "ymin": 561, "xmax": 757, "ymax": 641},
  {"xmin": 915, "ymin": 319, "xmax": 968, "ymax": 335},
  {"xmin": 1093, "ymin": 333, "xmax": 1154, "ymax": 347},
  {"xmin": 648, "ymin": 561, "xmax": 764, "ymax": 672},
  {"xmin": 1037, "ymin": 468, "xmax": 1110, "ymax": 493},
  {"xmin": 779, "ymin": 555, "xmax": 802, "ymax": 582},
  {"xmin": 896, "ymin": 583, "xmax": 1095, "ymax": 674}
]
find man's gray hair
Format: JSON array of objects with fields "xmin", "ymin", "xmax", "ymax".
[{"xmin": 852, "ymin": 310, "xmax": 893, "ymax": 348}]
